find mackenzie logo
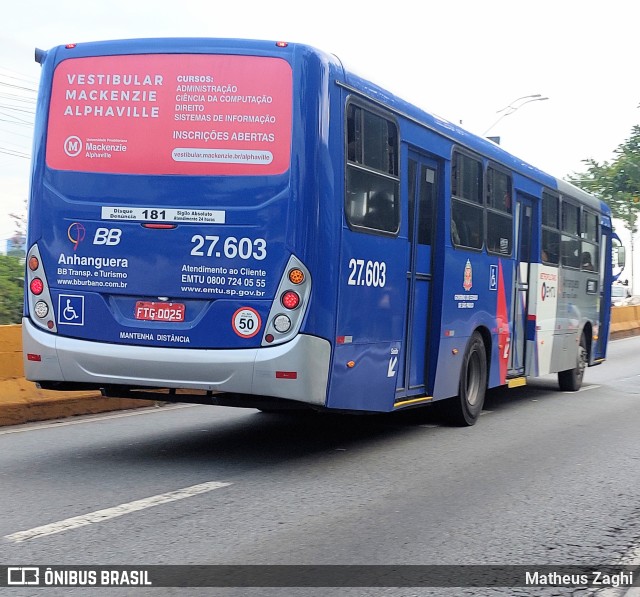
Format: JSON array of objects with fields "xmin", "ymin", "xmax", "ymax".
[{"xmin": 63, "ymin": 135, "xmax": 82, "ymax": 157}]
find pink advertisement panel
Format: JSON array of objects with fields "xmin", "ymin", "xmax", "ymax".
[{"xmin": 46, "ymin": 54, "xmax": 292, "ymax": 175}]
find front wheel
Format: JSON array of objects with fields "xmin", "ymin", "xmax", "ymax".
[
  {"xmin": 441, "ymin": 331, "xmax": 487, "ymax": 426},
  {"xmin": 558, "ymin": 333, "xmax": 588, "ymax": 391}
]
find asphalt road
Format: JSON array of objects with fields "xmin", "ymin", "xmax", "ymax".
[{"xmin": 1, "ymin": 336, "xmax": 639, "ymax": 596}]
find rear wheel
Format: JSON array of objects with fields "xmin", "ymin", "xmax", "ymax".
[
  {"xmin": 558, "ymin": 333, "xmax": 588, "ymax": 391},
  {"xmin": 441, "ymin": 331, "xmax": 487, "ymax": 426}
]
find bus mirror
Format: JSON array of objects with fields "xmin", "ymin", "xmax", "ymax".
[
  {"xmin": 617, "ymin": 245, "xmax": 626, "ymax": 268},
  {"xmin": 35, "ymin": 48, "xmax": 47, "ymax": 64},
  {"xmin": 611, "ymin": 235, "xmax": 626, "ymax": 282}
]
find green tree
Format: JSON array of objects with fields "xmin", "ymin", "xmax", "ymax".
[
  {"xmin": 0, "ymin": 254, "xmax": 24, "ymax": 324},
  {"xmin": 569, "ymin": 124, "xmax": 640, "ymax": 235}
]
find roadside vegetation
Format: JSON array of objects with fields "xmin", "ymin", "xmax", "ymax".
[
  {"xmin": 0, "ymin": 253, "xmax": 24, "ymax": 324},
  {"xmin": 569, "ymin": 124, "xmax": 640, "ymax": 235}
]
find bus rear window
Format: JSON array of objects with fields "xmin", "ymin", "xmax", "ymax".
[{"xmin": 45, "ymin": 54, "xmax": 292, "ymax": 176}]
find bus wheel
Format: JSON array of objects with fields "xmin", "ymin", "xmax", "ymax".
[
  {"xmin": 558, "ymin": 333, "xmax": 588, "ymax": 391},
  {"xmin": 442, "ymin": 332, "xmax": 487, "ymax": 426}
]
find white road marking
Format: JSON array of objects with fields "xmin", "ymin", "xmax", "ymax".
[
  {"xmin": 562, "ymin": 384, "xmax": 601, "ymax": 394},
  {"xmin": 4, "ymin": 480, "xmax": 231, "ymax": 543},
  {"xmin": 578, "ymin": 384, "xmax": 601, "ymax": 392}
]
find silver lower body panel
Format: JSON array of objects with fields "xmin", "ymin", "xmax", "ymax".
[{"xmin": 22, "ymin": 319, "xmax": 331, "ymax": 406}]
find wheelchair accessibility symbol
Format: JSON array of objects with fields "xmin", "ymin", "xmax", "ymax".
[
  {"xmin": 58, "ymin": 294, "xmax": 84, "ymax": 326},
  {"xmin": 489, "ymin": 265, "xmax": 498, "ymax": 291}
]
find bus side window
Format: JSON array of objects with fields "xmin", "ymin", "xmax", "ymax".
[
  {"xmin": 363, "ymin": 191, "xmax": 394, "ymax": 231},
  {"xmin": 542, "ymin": 192, "xmax": 560, "ymax": 264},
  {"xmin": 541, "ymin": 237, "xmax": 559, "ymax": 263},
  {"xmin": 581, "ymin": 211, "xmax": 599, "ymax": 271},
  {"xmin": 451, "ymin": 199, "xmax": 482, "ymax": 249},
  {"xmin": 581, "ymin": 251, "xmax": 595, "ymax": 271},
  {"xmin": 451, "ymin": 150, "xmax": 483, "ymax": 250},
  {"xmin": 345, "ymin": 101, "xmax": 399, "ymax": 235},
  {"xmin": 451, "ymin": 218, "xmax": 461, "ymax": 245},
  {"xmin": 561, "ymin": 238, "xmax": 581, "ymax": 269},
  {"xmin": 486, "ymin": 166, "xmax": 512, "ymax": 256}
]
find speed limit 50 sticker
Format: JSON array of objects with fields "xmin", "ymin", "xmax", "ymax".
[{"xmin": 232, "ymin": 307, "xmax": 262, "ymax": 338}]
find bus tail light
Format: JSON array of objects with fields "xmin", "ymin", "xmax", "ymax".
[
  {"xmin": 281, "ymin": 291, "xmax": 300, "ymax": 310},
  {"xmin": 26, "ymin": 244, "xmax": 57, "ymax": 333},
  {"xmin": 273, "ymin": 314, "xmax": 292, "ymax": 333},
  {"xmin": 288, "ymin": 268, "xmax": 305, "ymax": 284},
  {"xmin": 142, "ymin": 223, "xmax": 177, "ymax": 229},
  {"xmin": 34, "ymin": 300, "xmax": 49, "ymax": 318},
  {"xmin": 262, "ymin": 255, "xmax": 311, "ymax": 347},
  {"xmin": 30, "ymin": 278, "xmax": 44, "ymax": 295}
]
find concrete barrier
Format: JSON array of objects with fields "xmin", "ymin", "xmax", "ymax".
[
  {"xmin": 609, "ymin": 305, "xmax": 640, "ymax": 339},
  {"xmin": 0, "ymin": 325, "xmax": 150, "ymax": 426},
  {"xmin": 2, "ymin": 307, "xmax": 640, "ymax": 426}
]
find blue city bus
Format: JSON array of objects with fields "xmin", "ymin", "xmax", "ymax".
[{"xmin": 23, "ymin": 38, "xmax": 622, "ymax": 425}]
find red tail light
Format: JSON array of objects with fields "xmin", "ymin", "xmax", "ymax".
[
  {"xmin": 30, "ymin": 278, "xmax": 44, "ymax": 295},
  {"xmin": 281, "ymin": 291, "xmax": 300, "ymax": 310}
]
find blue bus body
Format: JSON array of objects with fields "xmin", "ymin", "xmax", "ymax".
[{"xmin": 23, "ymin": 38, "xmax": 616, "ymax": 424}]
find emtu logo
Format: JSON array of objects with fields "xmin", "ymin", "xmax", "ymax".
[{"xmin": 63, "ymin": 136, "xmax": 82, "ymax": 157}]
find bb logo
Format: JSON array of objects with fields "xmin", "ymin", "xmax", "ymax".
[
  {"xmin": 93, "ymin": 228, "xmax": 122, "ymax": 246},
  {"xmin": 67, "ymin": 222, "xmax": 86, "ymax": 251},
  {"xmin": 63, "ymin": 136, "xmax": 83, "ymax": 157}
]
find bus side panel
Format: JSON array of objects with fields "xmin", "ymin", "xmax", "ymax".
[
  {"xmin": 433, "ymin": 250, "xmax": 514, "ymax": 399},
  {"xmin": 329, "ymin": 341, "xmax": 402, "ymax": 411},
  {"xmin": 290, "ymin": 51, "xmax": 345, "ymax": 344},
  {"xmin": 526, "ymin": 263, "xmax": 560, "ymax": 376},
  {"xmin": 552, "ymin": 268, "xmax": 599, "ymax": 373},
  {"xmin": 326, "ymin": 231, "xmax": 407, "ymax": 412}
]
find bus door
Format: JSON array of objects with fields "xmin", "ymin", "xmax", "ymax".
[
  {"xmin": 594, "ymin": 225, "xmax": 612, "ymax": 361},
  {"xmin": 396, "ymin": 153, "xmax": 437, "ymax": 400},
  {"xmin": 509, "ymin": 194, "xmax": 533, "ymax": 376}
]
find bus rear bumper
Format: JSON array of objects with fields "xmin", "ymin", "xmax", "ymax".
[{"xmin": 22, "ymin": 319, "xmax": 331, "ymax": 406}]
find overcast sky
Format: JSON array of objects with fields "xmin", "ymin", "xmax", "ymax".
[{"xmin": 1, "ymin": 0, "xmax": 639, "ymax": 242}]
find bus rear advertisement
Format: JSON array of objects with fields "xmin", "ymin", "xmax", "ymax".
[{"xmin": 23, "ymin": 38, "xmax": 623, "ymax": 425}]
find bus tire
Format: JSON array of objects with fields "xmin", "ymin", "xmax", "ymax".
[
  {"xmin": 442, "ymin": 331, "xmax": 487, "ymax": 426},
  {"xmin": 558, "ymin": 333, "xmax": 588, "ymax": 391}
]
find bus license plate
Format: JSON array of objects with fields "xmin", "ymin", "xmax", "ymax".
[{"xmin": 135, "ymin": 301, "xmax": 185, "ymax": 322}]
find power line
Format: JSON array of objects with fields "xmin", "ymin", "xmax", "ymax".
[
  {"xmin": 0, "ymin": 118, "xmax": 34, "ymax": 128},
  {"xmin": 0, "ymin": 126, "xmax": 33, "ymax": 140},
  {"xmin": 0, "ymin": 104, "xmax": 35, "ymax": 124},
  {"xmin": 0, "ymin": 91, "xmax": 37, "ymax": 104},
  {"xmin": 0, "ymin": 66, "xmax": 38, "ymax": 82},
  {"xmin": 0, "ymin": 147, "xmax": 30, "ymax": 159},
  {"xmin": 0, "ymin": 80, "xmax": 38, "ymax": 94},
  {"xmin": 0, "ymin": 70, "xmax": 39, "ymax": 162}
]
